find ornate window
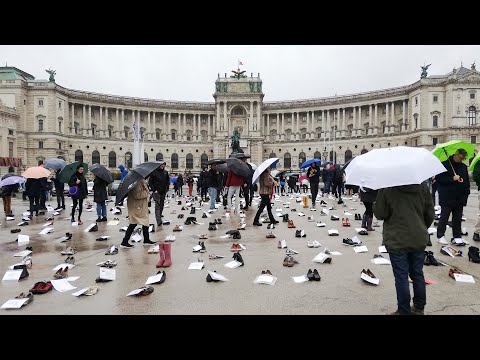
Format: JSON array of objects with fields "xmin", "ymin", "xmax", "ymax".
[
  {"xmin": 171, "ymin": 130, "xmax": 176, "ymax": 141},
  {"xmin": 156, "ymin": 152, "xmax": 164, "ymax": 161},
  {"xmin": 433, "ymin": 115, "xmax": 438, "ymax": 128},
  {"xmin": 344, "ymin": 150, "xmax": 353, "ymax": 162},
  {"xmin": 144, "ymin": 152, "xmax": 148, "ymax": 162},
  {"xmin": 314, "ymin": 151, "xmax": 321, "ymax": 159},
  {"xmin": 201, "ymin": 153, "xmax": 208, "ymax": 168},
  {"xmin": 108, "ymin": 151, "xmax": 116, "ymax": 168},
  {"xmin": 468, "ymin": 106, "xmax": 477, "ymax": 126},
  {"xmin": 298, "ymin": 152, "xmax": 306, "ymax": 167},
  {"xmin": 125, "ymin": 152, "xmax": 132, "ymax": 169}
]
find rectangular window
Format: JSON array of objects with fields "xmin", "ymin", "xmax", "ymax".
[
  {"xmin": 471, "ymin": 93, "xmax": 475, "ymax": 100},
  {"xmin": 39, "ymin": 141, "xmax": 44, "ymax": 149},
  {"xmin": 8, "ymin": 129, "xmax": 14, "ymax": 135},
  {"xmin": 432, "ymin": 115, "xmax": 438, "ymax": 127},
  {"xmin": 432, "ymin": 137, "xmax": 438, "ymax": 145},
  {"xmin": 471, "ymin": 136, "xmax": 477, "ymax": 144},
  {"xmin": 58, "ymin": 121, "xmax": 62, "ymax": 133},
  {"xmin": 433, "ymin": 95, "xmax": 438, "ymax": 103},
  {"xmin": 9, "ymin": 142, "xmax": 13, "ymax": 157},
  {"xmin": 59, "ymin": 101, "xmax": 62, "ymax": 109},
  {"xmin": 38, "ymin": 99, "xmax": 44, "ymax": 107},
  {"xmin": 23, "ymin": 100, "xmax": 26, "ymax": 105},
  {"xmin": 59, "ymin": 142, "xmax": 62, "ymax": 149},
  {"xmin": 415, "ymin": 97, "xmax": 418, "ymax": 106}
]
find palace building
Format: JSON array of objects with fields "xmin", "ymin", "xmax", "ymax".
[{"xmin": 0, "ymin": 64, "xmax": 479, "ymax": 174}]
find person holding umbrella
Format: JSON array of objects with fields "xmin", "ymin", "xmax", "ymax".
[
  {"xmin": 148, "ymin": 161, "xmax": 169, "ymax": 226},
  {"xmin": 23, "ymin": 165, "xmax": 50, "ymax": 218},
  {"xmin": 435, "ymin": 149, "xmax": 470, "ymax": 245},
  {"xmin": 237, "ymin": 154, "xmax": 253, "ymax": 211},
  {"xmin": 93, "ymin": 175, "xmax": 108, "ymax": 222},
  {"xmin": 1, "ymin": 166, "xmax": 19, "ymax": 217},
  {"xmin": 207, "ymin": 163, "xmax": 222, "ymax": 210},
  {"xmin": 199, "ymin": 166, "xmax": 209, "ymax": 202},
  {"xmin": 225, "ymin": 158, "xmax": 249, "ymax": 214},
  {"xmin": 307, "ymin": 162, "xmax": 321, "ymax": 209},
  {"xmin": 53, "ymin": 169, "xmax": 65, "ymax": 210},
  {"xmin": 253, "ymin": 165, "xmax": 279, "ymax": 226},
  {"xmin": 68, "ymin": 164, "xmax": 88, "ymax": 225},
  {"xmin": 176, "ymin": 173, "xmax": 184, "ymax": 196}
]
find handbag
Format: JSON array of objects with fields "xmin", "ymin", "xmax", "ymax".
[{"xmin": 69, "ymin": 185, "xmax": 80, "ymax": 198}]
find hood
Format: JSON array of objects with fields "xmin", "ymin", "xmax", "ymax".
[{"xmin": 396, "ymin": 184, "xmax": 422, "ymax": 193}]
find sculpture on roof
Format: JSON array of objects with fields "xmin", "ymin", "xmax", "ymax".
[
  {"xmin": 472, "ymin": 62, "xmax": 476, "ymax": 71},
  {"xmin": 420, "ymin": 64, "xmax": 431, "ymax": 79},
  {"xmin": 46, "ymin": 68, "xmax": 56, "ymax": 82}
]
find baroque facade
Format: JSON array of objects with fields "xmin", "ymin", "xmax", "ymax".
[{"xmin": 0, "ymin": 65, "xmax": 479, "ymax": 174}]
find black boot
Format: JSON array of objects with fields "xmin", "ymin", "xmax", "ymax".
[
  {"xmin": 468, "ymin": 246, "xmax": 480, "ymax": 263},
  {"xmin": 366, "ymin": 216, "xmax": 375, "ymax": 231},
  {"xmin": 361, "ymin": 214, "xmax": 367, "ymax": 229},
  {"xmin": 473, "ymin": 233, "xmax": 480, "ymax": 242}
]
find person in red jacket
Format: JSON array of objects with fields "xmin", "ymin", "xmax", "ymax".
[{"xmin": 225, "ymin": 169, "xmax": 243, "ymax": 213}]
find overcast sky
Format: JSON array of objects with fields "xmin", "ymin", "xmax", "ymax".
[{"xmin": 1, "ymin": 45, "xmax": 478, "ymax": 102}]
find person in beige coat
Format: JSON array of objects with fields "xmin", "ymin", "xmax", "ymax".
[{"xmin": 120, "ymin": 179, "xmax": 156, "ymax": 248}]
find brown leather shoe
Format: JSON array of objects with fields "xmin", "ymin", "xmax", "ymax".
[
  {"xmin": 288, "ymin": 220, "xmax": 296, "ymax": 228},
  {"xmin": 448, "ymin": 267, "xmax": 464, "ymax": 279},
  {"xmin": 366, "ymin": 269, "xmax": 376, "ymax": 278}
]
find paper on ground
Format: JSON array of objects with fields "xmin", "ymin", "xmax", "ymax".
[
  {"xmin": 207, "ymin": 270, "xmax": 229, "ymax": 282},
  {"xmin": 50, "ymin": 279, "xmax": 77, "ymax": 292},
  {"xmin": 39, "ymin": 227, "xmax": 53, "ymax": 235},
  {"xmin": 292, "ymin": 275, "xmax": 309, "ymax": 283},
  {"xmin": 17, "ymin": 234, "xmax": 29, "ymax": 245},
  {"xmin": 355, "ymin": 228, "xmax": 367, "ymax": 233},
  {"xmin": 224, "ymin": 260, "xmax": 242, "ymax": 269},
  {"xmin": 108, "ymin": 219, "xmax": 120, "ymax": 226},
  {"xmin": 71, "ymin": 222, "xmax": 78, "ymax": 226},
  {"xmin": 219, "ymin": 235, "xmax": 230, "ymax": 239},
  {"xmin": 72, "ymin": 287, "xmax": 89, "ymax": 297},
  {"xmin": 351, "ymin": 236, "xmax": 362, "ymax": 244},
  {"xmin": 52, "ymin": 263, "xmax": 75, "ymax": 271},
  {"xmin": 360, "ymin": 272, "xmax": 379, "ymax": 285},
  {"xmin": 65, "ymin": 276, "xmax": 80, "ymax": 282},
  {"xmin": 84, "ymin": 223, "xmax": 97, "ymax": 232},
  {"xmin": 126, "ymin": 288, "xmax": 144, "ymax": 296},
  {"xmin": 313, "ymin": 252, "xmax": 331, "ymax": 263},
  {"xmin": 145, "ymin": 272, "xmax": 164, "ymax": 285},
  {"xmin": 100, "ymin": 268, "xmax": 116, "ymax": 280},
  {"xmin": 328, "ymin": 229, "xmax": 339, "ymax": 235},
  {"xmin": 131, "ymin": 233, "xmax": 142, "ymax": 242},
  {"xmin": 192, "ymin": 244, "xmax": 202, "ymax": 252},
  {"xmin": 353, "ymin": 246, "xmax": 368, "ymax": 253},
  {"xmin": 378, "ymin": 246, "xmax": 388, "ymax": 253},
  {"xmin": 371, "ymin": 257, "xmax": 391, "ymax": 265},
  {"xmin": 1, "ymin": 298, "xmax": 29, "ymax": 309},
  {"xmin": 14, "ymin": 250, "xmax": 32, "ymax": 257},
  {"xmin": 454, "ymin": 274, "xmax": 475, "ymax": 283},
  {"xmin": 254, "ymin": 275, "xmax": 277, "ymax": 285},
  {"xmin": 2, "ymin": 270, "xmax": 22, "ymax": 281},
  {"xmin": 188, "ymin": 262, "xmax": 205, "ymax": 270}
]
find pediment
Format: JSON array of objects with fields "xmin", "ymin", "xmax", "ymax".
[{"xmin": 455, "ymin": 72, "xmax": 480, "ymax": 84}]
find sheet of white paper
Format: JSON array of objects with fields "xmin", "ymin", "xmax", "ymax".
[
  {"xmin": 292, "ymin": 275, "xmax": 309, "ymax": 283},
  {"xmin": 99, "ymin": 268, "xmax": 116, "ymax": 280},
  {"xmin": 108, "ymin": 220, "xmax": 120, "ymax": 226},
  {"xmin": 1, "ymin": 298, "xmax": 28, "ymax": 309},
  {"xmin": 254, "ymin": 275, "xmax": 277, "ymax": 285},
  {"xmin": 207, "ymin": 271, "xmax": 229, "ymax": 282},
  {"xmin": 148, "ymin": 225, "xmax": 154, "ymax": 233},
  {"xmin": 131, "ymin": 233, "xmax": 142, "ymax": 242},
  {"xmin": 238, "ymin": 244, "xmax": 246, "ymax": 250},
  {"xmin": 188, "ymin": 262, "xmax": 205, "ymax": 270},
  {"xmin": 276, "ymin": 208, "xmax": 283, "ymax": 212},
  {"xmin": 378, "ymin": 246, "xmax": 388, "ymax": 253},
  {"xmin": 2, "ymin": 270, "xmax": 22, "ymax": 281},
  {"xmin": 192, "ymin": 245, "xmax": 202, "ymax": 252},
  {"xmin": 8, "ymin": 263, "xmax": 24, "ymax": 270},
  {"xmin": 313, "ymin": 252, "xmax": 330, "ymax": 263},
  {"xmin": 353, "ymin": 246, "xmax": 368, "ymax": 253},
  {"xmin": 84, "ymin": 223, "xmax": 96, "ymax": 232},
  {"xmin": 52, "ymin": 263, "xmax": 75, "ymax": 271},
  {"xmin": 22, "ymin": 211, "xmax": 31, "ymax": 217},
  {"xmin": 72, "ymin": 287, "xmax": 89, "ymax": 297},
  {"xmin": 328, "ymin": 229, "xmax": 339, "ymax": 235},
  {"xmin": 343, "ymin": 212, "xmax": 352, "ymax": 216},
  {"xmin": 360, "ymin": 272, "xmax": 379, "ymax": 285},
  {"xmin": 17, "ymin": 234, "xmax": 29, "ymax": 245},
  {"xmin": 13, "ymin": 250, "xmax": 32, "ymax": 257},
  {"xmin": 371, "ymin": 258, "xmax": 391, "ymax": 265},
  {"xmin": 329, "ymin": 251, "xmax": 342, "ymax": 256},
  {"xmin": 42, "ymin": 222, "xmax": 53, "ymax": 227},
  {"xmin": 145, "ymin": 273, "xmax": 164, "ymax": 285},
  {"xmin": 454, "ymin": 274, "xmax": 475, "ymax": 283},
  {"xmin": 50, "ymin": 279, "xmax": 77, "ymax": 292},
  {"xmin": 65, "ymin": 276, "xmax": 80, "ymax": 282},
  {"xmin": 71, "ymin": 222, "xmax": 78, "ymax": 226},
  {"xmin": 355, "ymin": 227, "xmax": 367, "ymax": 233},
  {"xmin": 351, "ymin": 236, "xmax": 362, "ymax": 244},
  {"xmin": 126, "ymin": 288, "xmax": 144, "ymax": 296},
  {"xmin": 39, "ymin": 227, "xmax": 53, "ymax": 235},
  {"xmin": 219, "ymin": 235, "xmax": 230, "ymax": 239},
  {"xmin": 224, "ymin": 260, "xmax": 242, "ymax": 269}
]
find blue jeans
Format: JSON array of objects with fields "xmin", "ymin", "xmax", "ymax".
[
  {"xmin": 209, "ymin": 187, "xmax": 217, "ymax": 209},
  {"xmin": 389, "ymin": 251, "xmax": 426, "ymax": 315},
  {"xmin": 96, "ymin": 201, "xmax": 107, "ymax": 218}
]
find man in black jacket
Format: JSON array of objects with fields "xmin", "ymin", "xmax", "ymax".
[
  {"xmin": 148, "ymin": 161, "xmax": 170, "ymax": 226},
  {"xmin": 238, "ymin": 155, "xmax": 253, "ymax": 211},
  {"xmin": 435, "ymin": 149, "xmax": 470, "ymax": 245},
  {"xmin": 207, "ymin": 164, "xmax": 222, "ymax": 210},
  {"xmin": 307, "ymin": 162, "xmax": 320, "ymax": 209},
  {"xmin": 199, "ymin": 167, "xmax": 209, "ymax": 201}
]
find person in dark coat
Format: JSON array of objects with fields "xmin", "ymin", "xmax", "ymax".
[
  {"xmin": 207, "ymin": 164, "xmax": 222, "ymax": 210},
  {"xmin": 54, "ymin": 169, "xmax": 65, "ymax": 210},
  {"xmin": 360, "ymin": 187, "xmax": 378, "ymax": 231},
  {"xmin": 187, "ymin": 172, "xmax": 195, "ymax": 197},
  {"xmin": 325, "ymin": 165, "xmax": 335, "ymax": 195},
  {"xmin": 68, "ymin": 164, "xmax": 88, "ymax": 225},
  {"xmin": 321, "ymin": 167, "xmax": 328, "ymax": 195},
  {"xmin": 176, "ymin": 173, "xmax": 184, "ymax": 196},
  {"xmin": 1, "ymin": 166, "xmax": 18, "ymax": 216},
  {"xmin": 332, "ymin": 164, "xmax": 345, "ymax": 204},
  {"xmin": 25, "ymin": 177, "xmax": 42, "ymax": 218},
  {"xmin": 434, "ymin": 149, "xmax": 470, "ymax": 245},
  {"xmin": 93, "ymin": 176, "xmax": 108, "ymax": 222},
  {"xmin": 148, "ymin": 161, "xmax": 170, "ymax": 226},
  {"xmin": 307, "ymin": 162, "xmax": 321, "ymax": 208},
  {"xmin": 374, "ymin": 182, "xmax": 434, "ymax": 315},
  {"xmin": 287, "ymin": 175, "xmax": 296, "ymax": 193},
  {"xmin": 239, "ymin": 157, "xmax": 254, "ymax": 211},
  {"xmin": 199, "ymin": 167, "xmax": 209, "ymax": 202},
  {"xmin": 430, "ymin": 176, "xmax": 438, "ymax": 206}
]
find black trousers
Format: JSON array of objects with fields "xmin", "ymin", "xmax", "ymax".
[
  {"xmin": 437, "ymin": 205, "xmax": 463, "ymax": 239},
  {"xmin": 243, "ymin": 185, "xmax": 250, "ymax": 208},
  {"xmin": 254, "ymin": 194, "xmax": 275, "ymax": 223},
  {"xmin": 40, "ymin": 191, "xmax": 47, "ymax": 209},
  {"xmin": 201, "ymin": 186, "xmax": 208, "ymax": 200},
  {"xmin": 56, "ymin": 188, "xmax": 65, "ymax": 208},
  {"xmin": 311, "ymin": 182, "xmax": 319, "ymax": 206},
  {"xmin": 72, "ymin": 198, "xmax": 84, "ymax": 220},
  {"xmin": 123, "ymin": 223, "xmax": 150, "ymax": 243},
  {"xmin": 364, "ymin": 202, "xmax": 374, "ymax": 217},
  {"xmin": 153, "ymin": 192, "xmax": 166, "ymax": 225},
  {"xmin": 29, "ymin": 194, "xmax": 40, "ymax": 215}
]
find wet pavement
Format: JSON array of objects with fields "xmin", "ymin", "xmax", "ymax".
[{"xmin": 1, "ymin": 189, "xmax": 480, "ymax": 315}]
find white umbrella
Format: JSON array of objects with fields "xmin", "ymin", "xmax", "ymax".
[
  {"xmin": 249, "ymin": 163, "xmax": 257, "ymax": 171},
  {"xmin": 252, "ymin": 158, "xmax": 279, "ymax": 184},
  {"xmin": 345, "ymin": 146, "xmax": 447, "ymax": 190}
]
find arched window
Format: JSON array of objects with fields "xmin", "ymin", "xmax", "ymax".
[
  {"xmin": 269, "ymin": 152, "xmax": 277, "ymax": 169},
  {"xmin": 108, "ymin": 151, "xmax": 116, "ymax": 168},
  {"xmin": 361, "ymin": 148, "xmax": 368, "ymax": 155},
  {"xmin": 156, "ymin": 152, "xmax": 164, "ymax": 161},
  {"xmin": 329, "ymin": 150, "xmax": 337, "ymax": 162},
  {"xmin": 186, "ymin": 153, "xmax": 193, "ymax": 169},
  {"xmin": 125, "ymin": 152, "xmax": 132, "ymax": 169},
  {"xmin": 201, "ymin": 153, "xmax": 208, "ymax": 168},
  {"xmin": 92, "ymin": 150, "xmax": 100, "ymax": 164},
  {"xmin": 433, "ymin": 115, "xmax": 438, "ymax": 127},
  {"xmin": 344, "ymin": 150, "xmax": 353, "ymax": 162},
  {"xmin": 156, "ymin": 129, "xmax": 161, "ymax": 140},
  {"xmin": 171, "ymin": 153, "xmax": 178, "ymax": 169},
  {"xmin": 298, "ymin": 152, "xmax": 306, "ymax": 167},
  {"xmin": 468, "ymin": 106, "xmax": 477, "ymax": 126},
  {"xmin": 144, "ymin": 152, "xmax": 148, "ymax": 162},
  {"xmin": 284, "ymin": 152, "xmax": 292, "ymax": 168},
  {"xmin": 75, "ymin": 150, "xmax": 83, "ymax": 163},
  {"xmin": 171, "ymin": 130, "xmax": 176, "ymax": 141},
  {"xmin": 314, "ymin": 151, "xmax": 321, "ymax": 159},
  {"xmin": 413, "ymin": 114, "xmax": 418, "ymax": 129}
]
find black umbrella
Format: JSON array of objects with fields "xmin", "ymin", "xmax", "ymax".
[
  {"xmin": 226, "ymin": 157, "xmax": 249, "ymax": 178},
  {"xmin": 115, "ymin": 170, "xmax": 144, "ymax": 205},
  {"xmin": 90, "ymin": 164, "xmax": 114, "ymax": 184},
  {"xmin": 131, "ymin": 161, "xmax": 163, "ymax": 178},
  {"xmin": 234, "ymin": 153, "xmax": 251, "ymax": 159},
  {"xmin": 206, "ymin": 159, "xmax": 226, "ymax": 165},
  {"xmin": 217, "ymin": 164, "xmax": 228, "ymax": 173}
]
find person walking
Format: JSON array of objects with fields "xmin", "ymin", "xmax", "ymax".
[
  {"xmin": 435, "ymin": 149, "xmax": 470, "ymax": 245},
  {"xmin": 287, "ymin": 175, "xmax": 296, "ymax": 194},
  {"xmin": 332, "ymin": 164, "xmax": 345, "ymax": 204},
  {"xmin": 68, "ymin": 164, "xmax": 87, "ymax": 225},
  {"xmin": 307, "ymin": 162, "xmax": 320, "ymax": 209},
  {"xmin": 1, "ymin": 166, "xmax": 18, "ymax": 217},
  {"xmin": 53, "ymin": 169, "xmax": 65, "ymax": 210},
  {"xmin": 207, "ymin": 164, "xmax": 222, "ymax": 210},
  {"xmin": 187, "ymin": 172, "xmax": 195, "ymax": 197},
  {"xmin": 253, "ymin": 167, "xmax": 280, "ymax": 226},
  {"xmin": 93, "ymin": 175, "xmax": 108, "ymax": 222},
  {"xmin": 37, "ymin": 160, "xmax": 48, "ymax": 211},
  {"xmin": 176, "ymin": 173, "xmax": 184, "ymax": 196},
  {"xmin": 374, "ymin": 182, "xmax": 434, "ymax": 315},
  {"xmin": 25, "ymin": 177, "xmax": 42, "ymax": 218},
  {"xmin": 120, "ymin": 178, "xmax": 156, "ymax": 248},
  {"xmin": 239, "ymin": 156, "xmax": 254, "ymax": 211},
  {"xmin": 325, "ymin": 165, "xmax": 335, "ymax": 195},
  {"xmin": 360, "ymin": 187, "xmax": 378, "ymax": 231},
  {"xmin": 279, "ymin": 174, "xmax": 286, "ymax": 196},
  {"xmin": 148, "ymin": 161, "xmax": 170, "ymax": 227},
  {"xmin": 199, "ymin": 167, "xmax": 209, "ymax": 201},
  {"xmin": 225, "ymin": 168, "xmax": 243, "ymax": 213}
]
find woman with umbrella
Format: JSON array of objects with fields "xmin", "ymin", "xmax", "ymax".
[
  {"xmin": 1, "ymin": 166, "xmax": 19, "ymax": 217},
  {"xmin": 53, "ymin": 169, "xmax": 66, "ymax": 211},
  {"xmin": 68, "ymin": 164, "xmax": 88, "ymax": 225},
  {"xmin": 23, "ymin": 165, "xmax": 50, "ymax": 218},
  {"xmin": 93, "ymin": 175, "xmax": 108, "ymax": 222},
  {"xmin": 306, "ymin": 161, "xmax": 321, "ymax": 208},
  {"xmin": 253, "ymin": 162, "xmax": 280, "ymax": 227}
]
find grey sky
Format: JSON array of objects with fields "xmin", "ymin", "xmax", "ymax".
[{"xmin": 1, "ymin": 45, "xmax": 478, "ymax": 102}]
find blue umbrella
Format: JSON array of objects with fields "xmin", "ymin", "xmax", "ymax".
[
  {"xmin": 322, "ymin": 161, "xmax": 332, "ymax": 167},
  {"xmin": 300, "ymin": 158, "xmax": 322, "ymax": 169},
  {"xmin": 44, "ymin": 158, "xmax": 67, "ymax": 170},
  {"xmin": 0, "ymin": 176, "xmax": 25, "ymax": 187},
  {"xmin": 170, "ymin": 177, "xmax": 177, "ymax": 183}
]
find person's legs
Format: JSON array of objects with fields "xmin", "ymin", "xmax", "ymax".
[
  {"xmin": 71, "ymin": 198, "xmax": 78, "ymax": 220},
  {"xmin": 265, "ymin": 194, "xmax": 276, "ymax": 222},
  {"xmin": 78, "ymin": 198, "xmax": 83, "ymax": 221},
  {"xmin": 101, "ymin": 201, "xmax": 107, "ymax": 218},
  {"xmin": 233, "ymin": 186, "xmax": 241, "ymax": 212},
  {"xmin": 142, "ymin": 225, "xmax": 150, "ymax": 242},
  {"xmin": 243, "ymin": 186, "xmax": 250, "ymax": 210},
  {"xmin": 253, "ymin": 194, "xmax": 268, "ymax": 223},
  {"xmin": 40, "ymin": 191, "xmax": 46, "ymax": 210},
  {"xmin": 5, "ymin": 196, "xmax": 12, "ymax": 215},
  {"xmin": 153, "ymin": 193, "xmax": 162, "ymax": 225},
  {"xmin": 389, "ymin": 252, "xmax": 412, "ymax": 315},
  {"xmin": 96, "ymin": 202, "xmax": 102, "ymax": 219},
  {"xmin": 408, "ymin": 251, "xmax": 426, "ymax": 311},
  {"xmin": 189, "ymin": 184, "xmax": 193, "ymax": 196},
  {"xmin": 122, "ymin": 224, "xmax": 137, "ymax": 243},
  {"xmin": 437, "ymin": 206, "xmax": 452, "ymax": 239},
  {"xmin": 311, "ymin": 183, "xmax": 318, "ymax": 207},
  {"xmin": 451, "ymin": 205, "xmax": 463, "ymax": 239},
  {"xmin": 227, "ymin": 186, "xmax": 235, "ymax": 211},
  {"xmin": 60, "ymin": 191, "xmax": 65, "ymax": 208},
  {"xmin": 209, "ymin": 187, "xmax": 217, "ymax": 209}
]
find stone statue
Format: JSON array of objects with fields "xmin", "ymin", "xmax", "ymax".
[
  {"xmin": 472, "ymin": 62, "xmax": 476, "ymax": 71},
  {"xmin": 230, "ymin": 129, "xmax": 241, "ymax": 154},
  {"xmin": 420, "ymin": 64, "xmax": 431, "ymax": 79},
  {"xmin": 256, "ymin": 82, "xmax": 262, "ymax": 92},
  {"xmin": 249, "ymin": 81, "xmax": 254, "ymax": 92},
  {"xmin": 223, "ymin": 83, "xmax": 228, "ymax": 93},
  {"xmin": 216, "ymin": 82, "xmax": 221, "ymax": 93},
  {"xmin": 231, "ymin": 69, "xmax": 247, "ymax": 79},
  {"xmin": 46, "ymin": 68, "xmax": 56, "ymax": 82}
]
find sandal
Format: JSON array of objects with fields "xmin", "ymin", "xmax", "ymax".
[{"xmin": 448, "ymin": 267, "xmax": 464, "ymax": 279}]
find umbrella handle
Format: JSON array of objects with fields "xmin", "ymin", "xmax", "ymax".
[{"xmin": 457, "ymin": 177, "xmax": 464, "ymax": 183}]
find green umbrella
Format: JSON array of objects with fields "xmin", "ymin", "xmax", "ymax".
[
  {"xmin": 58, "ymin": 161, "xmax": 89, "ymax": 183},
  {"xmin": 470, "ymin": 152, "xmax": 480, "ymax": 172},
  {"xmin": 432, "ymin": 140, "xmax": 476, "ymax": 163}
]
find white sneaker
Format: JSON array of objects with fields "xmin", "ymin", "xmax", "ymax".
[
  {"xmin": 280, "ymin": 239, "xmax": 287, "ymax": 248},
  {"xmin": 316, "ymin": 222, "xmax": 326, "ymax": 227},
  {"xmin": 308, "ymin": 216, "xmax": 315, "ymax": 222},
  {"xmin": 285, "ymin": 248, "xmax": 298, "ymax": 255},
  {"xmin": 307, "ymin": 240, "xmax": 314, "ymax": 248},
  {"xmin": 312, "ymin": 240, "xmax": 322, "ymax": 248},
  {"xmin": 437, "ymin": 236, "xmax": 448, "ymax": 245}
]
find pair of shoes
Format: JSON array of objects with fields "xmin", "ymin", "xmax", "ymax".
[
  {"xmin": 283, "ymin": 255, "xmax": 298, "ymax": 267},
  {"xmin": 137, "ymin": 286, "xmax": 155, "ymax": 296},
  {"xmin": 230, "ymin": 243, "xmax": 242, "ymax": 252},
  {"xmin": 343, "ymin": 238, "xmax": 361, "ymax": 246},
  {"xmin": 331, "ymin": 215, "xmax": 340, "ymax": 221},
  {"xmin": 266, "ymin": 231, "xmax": 276, "ymax": 238},
  {"xmin": 178, "ymin": 214, "xmax": 185, "ymax": 219},
  {"xmin": 208, "ymin": 222, "xmax": 218, "ymax": 230},
  {"xmin": 199, "ymin": 234, "xmax": 208, "ymax": 240},
  {"xmin": 354, "ymin": 213, "xmax": 361, "ymax": 220},
  {"xmin": 342, "ymin": 218, "xmax": 350, "ymax": 226},
  {"xmin": 307, "ymin": 269, "xmax": 321, "ymax": 281},
  {"xmin": 206, "ymin": 270, "xmax": 221, "ymax": 282},
  {"xmin": 288, "ymin": 219, "xmax": 296, "ymax": 228},
  {"xmin": 173, "ymin": 225, "xmax": 183, "ymax": 231},
  {"xmin": 307, "ymin": 239, "xmax": 321, "ymax": 248},
  {"xmin": 30, "ymin": 281, "xmax": 53, "ymax": 294},
  {"xmin": 473, "ymin": 233, "xmax": 480, "ymax": 242},
  {"xmin": 98, "ymin": 260, "xmax": 117, "ymax": 268},
  {"xmin": 468, "ymin": 246, "xmax": 480, "ymax": 263},
  {"xmin": 253, "ymin": 221, "xmax": 263, "ymax": 226},
  {"xmin": 295, "ymin": 229, "xmax": 306, "ymax": 238},
  {"xmin": 281, "ymin": 214, "xmax": 289, "ymax": 222},
  {"xmin": 260, "ymin": 270, "xmax": 272, "ymax": 275},
  {"xmin": 233, "ymin": 251, "xmax": 244, "ymax": 265},
  {"xmin": 410, "ymin": 305, "xmax": 425, "ymax": 315},
  {"xmin": 106, "ymin": 245, "xmax": 119, "ymax": 254},
  {"xmin": 194, "ymin": 241, "xmax": 206, "ymax": 253},
  {"xmin": 53, "ymin": 267, "xmax": 68, "ymax": 279},
  {"xmin": 424, "ymin": 251, "xmax": 439, "ymax": 266},
  {"xmin": 448, "ymin": 267, "xmax": 464, "ymax": 279},
  {"xmin": 64, "ymin": 256, "xmax": 75, "ymax": 264},
  {"xmin": 286, "ymin": 248, "xmax": 298, "ymax": 255},
  {"xmin": 143, "ymin": 239, "xmax": 156, "ymax": 245},
  {"xmin": 214, "ymin": 218, "xmax": 222, "ymax": 225},
  {"xmin": 361, "ymin": 268, "xmax": 377, "ymax": 282},
  {"xmin": 209, "ymin": 254, "xmax": 224, "ymax": 259},
  {"xmin": 451, "ymin": 237, "xmax": 468, "ymax": 246},
  {"xmin": 61, "ymin": 246, "xmax": 76, "ymax": 255},
  {"xmin": 156, "ymin": 243, "xmax": 173, "ymax": 268},
  {"xmin": 14, "ymin": 292, "xmax": 34, "ymax": 305}
]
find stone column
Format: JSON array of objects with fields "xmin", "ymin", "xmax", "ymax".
[
  {"xmin": 402, "ymin": 100, "xmax": 406, "ymax": 132},
  {"xmin": 82, "ymin": 104, "xmax": 86, "ymax": 136},
  {"xmin": 208, "ymin": 114, "xmax": 211, "ymax": 141},
  {"xmin": 266, "ymin": 114, "xmax": 270, "ymax": 141},
  {"xmin": 357, "ymin": 106, "xmax": 362, "ymax": 137},
  {"xmin": 306, "ymin": 111, "xmax": 310, "ymax": 139},
  {"xmin": 167, "ymin": 113, "xmax": 171, "ymax": 140},
  {"xmin": 391, "ymin": 102, "xmax": 395, "ymax": 133},
  {"xmin": 385, "ymin": 103, "xmax": 389, "ymax": 134},
  {"xmin": 88, "ymin": 105, "xmax": 92, "ymax": 136},
  {"xmin": 162, "ymin": 113, "xmax": 166, "ymax": 140},
  {"xmin": 216, "ymin": 104, "xmax": 221, "ymax": 131},
  {"xmin": 223, "ymin": 102, "xmax": 228, "ymax": 133},
  {"xmin": 256, "ymin": 101, "xmax": 261, "ymax": 132},
  {"xmin": 280, "ymin": 113, "xmax": 284, "ymax": 140},
  {"xmin": 368, "ymin": 105, "xmax": 372, "ymax": 135},
  {"xmin": 353, "ymin": 107, "xmax": 356, "ymax": 133},
  {"xmin": 341, "ymin": 108, "xmax": 346, "ymax": 137},
  {"xmin": 198, "ymin": 114, "xmax": 201, "ymax": 141},
  {"xmin": 121, "ymin": 109, "xmax": 125, "ymax": 139},
  {"xmin": 322, "ymin": 110, "xmax": 326, "ymax": 140},
  {"xmin": 99, "ymin": 107, "xmax": 103, "ymax": 138},
  {"xmin": 374, "ymin": 104, "xmax": 378, "ymax": 135},
  {"xmin": 115, "ymin": 108, "xmax": 119, "ymax": 138},
  {"xmin": 70, "ymin": 103, "xmax": 74, "ymax": 134},
  {"xmin": 147, "ymin": 111, "xmax": 151, "ymax": 140},
  {"xmin": 152, "ymin": 112, "xmax": 156, "ymax": 140}
]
